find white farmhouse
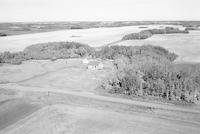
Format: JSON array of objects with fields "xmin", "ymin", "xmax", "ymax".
[
  {"xmin": 82, "ymin": 58, "xmax": 90, "ymax": 64},
  {"xmin": 87, "ymin": 61, "xmax": 104, "ymax": 70}
]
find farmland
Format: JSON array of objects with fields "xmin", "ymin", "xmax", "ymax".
[{"xmin": 0, "ymin": 23, "xmax": 200, "ymax": 134}]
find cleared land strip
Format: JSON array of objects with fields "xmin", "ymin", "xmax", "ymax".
[{"xmin": 1, "ymin": 83, "xmax": 200, "ymax": 115}]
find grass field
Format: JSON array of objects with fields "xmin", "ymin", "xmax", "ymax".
[{"xmin": 0, "ymin": 59, "xmax": 112, "ymax": 93}]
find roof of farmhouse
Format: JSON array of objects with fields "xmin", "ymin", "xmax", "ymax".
[{"xmin": 88, "ymin": 61, "xmax": 101, "ymax": 66}]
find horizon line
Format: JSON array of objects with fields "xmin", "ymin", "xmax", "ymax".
[{"xmin": 0, "ymin": 20, "xmax": 200, "ymax": 23}]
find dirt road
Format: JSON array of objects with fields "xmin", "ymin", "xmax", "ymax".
[
  {"xmin": 0, "ymin": 83, "xmax": 200, "ymax": 134},
  {"xmin": 1, "ymin": 83, "xmax": 200, "ymax": 114}
]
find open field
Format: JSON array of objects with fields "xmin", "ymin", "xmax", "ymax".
[{"xmin": 0, "ymin": 59, "xmax": 112, "ymax": 93}]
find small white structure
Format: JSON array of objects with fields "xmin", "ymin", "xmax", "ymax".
[
  {"xmin": 87, "ymin": 61, "xmax": 104, "ymax": 70},
  {"xmin": 82, "ymin": 58, "xmax": 90, "ymax": 64},
  {"xmin": 50, "ymin": 57, "xmax": 57, "ymax": 61}
]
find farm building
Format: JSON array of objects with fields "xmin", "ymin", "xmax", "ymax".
[
  {"xmin": 51, "ymin": 57, "xmax": 57, "ymax": 61},
  {"xmin": 87, "ymin": 61, "xmax": 104, "ymax": 70},
  {"xmin": 82, "ymin": 58, "xmax": 90, "ymax": 64}
]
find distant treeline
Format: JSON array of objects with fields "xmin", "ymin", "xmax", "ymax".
[
  {"xmin": 185, "ymin": 27, "xmax": 200, "ymax": 31},
  {"xmin": 122, "ymin": 27, "xmax": 189, "ymax": 40}
]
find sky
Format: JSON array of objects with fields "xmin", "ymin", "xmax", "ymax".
[{"xmin": 0, "ymin": 0, "xmax": 199, "ymax": 22}]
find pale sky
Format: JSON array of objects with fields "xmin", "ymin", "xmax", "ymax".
[{"xmin": 0, "ymin": 0, "xmax": 199, "ymax": 22}]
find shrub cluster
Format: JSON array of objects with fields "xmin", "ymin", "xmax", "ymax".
[
  {"xmin": 185, "ymin": 27, "xmax": 199, "ymax": 31},
  {"xmin": 122, "ymin": 30, "xmax": 152, "ymax": 40},
  {"xmin": 0, "ymin": 52, "xmax": 31, "ymax": 65},
  {"xmin": 139, "ymin": 26, "xmax": 148, "ymax": 29},
  {"xmin": 122, "ymin": 27, "xmax": 189, "ymax": 40},
  {"xmin": 70, "ymin": 26, "xmax": 84, "ymax": 29},
  {"xmin": 149, "ymin": 27, "xmax": 189, "ymax": 34},
  {"xmin": 96, "ymin": 45, "xmax": 177, "ymax": 62},
  {"xmin": 23, "ymin": 42, "xmax": 95, "ymax": 59}
]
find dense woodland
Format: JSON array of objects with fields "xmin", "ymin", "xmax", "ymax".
[{"xmin": 100, "ymin": 45, "xmax": 200, "ymax": 103}]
